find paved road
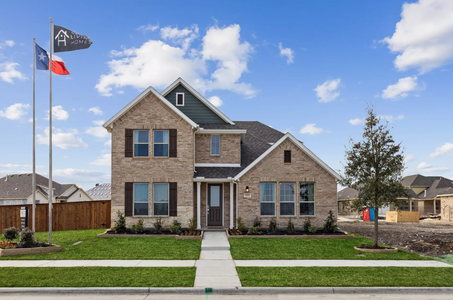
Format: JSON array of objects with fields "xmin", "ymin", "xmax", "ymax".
[{"xmin": 1, "ymin": 294, "xmax": 453, "ymax": 300}]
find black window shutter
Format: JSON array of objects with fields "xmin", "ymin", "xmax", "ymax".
[
  {"xmin": 125, "ymin": 182, "xmax": 133, "ymax": 216},
  {"xmin": 169, "ymin": 182, "xmax": 177, "ymax": 216},
  {"xmin": 125, "ymin": 129, "xmax": 133, "ymax": 157},
  {"xmin": 284, "ymin": 150, "xmax": 291, "ymax": 163},
  {"xmin": 169, "ymin": 129, "xmax": 177, "ymax": 157}
]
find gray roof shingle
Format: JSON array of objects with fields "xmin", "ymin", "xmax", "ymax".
[{"xmin": 86, "ymin": 183, "xmax": 111, "ymax": 200}]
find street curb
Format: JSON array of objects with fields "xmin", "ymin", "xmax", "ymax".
[{"xmin": 1, "ymin": 287, "xmax": 453, "ymax": 295}]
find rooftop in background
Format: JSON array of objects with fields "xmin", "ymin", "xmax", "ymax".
[{"xmin": 86, "ymin": 183, "xmax": 111, "ymax": 201}]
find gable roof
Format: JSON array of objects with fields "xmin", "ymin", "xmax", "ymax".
[
  {"xmin": 86, "ymin": 183, "xmax": 111, "ymax": 200},
  {"xmin": 103, "ymin": 85, "xmax": 198, "ymax": 131},
  {"xmin": 161, "ymin": 78, "xmax": 234, "ymax": 125}
]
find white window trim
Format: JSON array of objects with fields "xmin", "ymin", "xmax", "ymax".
[
  {"xmin": 299, "ymin": 182, "xmax": 315, "ymax": 216},
  {"xmin": 153, "ymin": 130, "xmax": 169, "ymax": 157},
  {"xmin": 279, "ymin": 182, "xmax": 296, "ymax": 217},
  {"xmin": 153, "ymin": 183, "xmax": 169, "ymax": 217},
  {"xmin": 133, "ymin": 183, "xmax": 149, "ymax": 217},
  {"xmin": 133, "ymin": 130, "xmax": 150, "ymax": 158},
  {"xmin": 176, "ymin": 93, "xmax": 185, "ymax": 106},
  {"xmin": 211, "ymin": 135, "xmax": 220, "ymax": 156},
  {"xmin": 260, "ymin": 182, "xmax": 276, "ymax": 217}
]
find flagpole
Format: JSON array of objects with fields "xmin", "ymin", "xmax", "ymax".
[
  {"xmin": 48, "ymin": 17, "xmax": 53, "ymax": 245},
  {"xmin": 32, "ymin": 37, "xmax": 36, "ymax": 234}
]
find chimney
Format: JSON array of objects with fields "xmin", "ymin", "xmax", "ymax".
[{"xmin": 96, "ymin": 183, "xmax": 99, "ymax": 187}]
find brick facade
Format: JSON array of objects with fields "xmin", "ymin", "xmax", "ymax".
[{"xmin": 195, "ymin": 134, "xmax": 241, "ymax": 164}]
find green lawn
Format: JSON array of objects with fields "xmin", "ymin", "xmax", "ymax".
[
  {"xmin": 0, "ymin": 229, "xmax": 201, "ymax": 260},
  {"xmin": 237, "ymin": 267, "xmax": 453, "ymax": 287},
  {"xmin": 229, "ymin": 236, "xmax": 429, "ymax": 260},
  {"xmin": 0, "ymin": 267, "xmax": 195, "ymax": 287}
]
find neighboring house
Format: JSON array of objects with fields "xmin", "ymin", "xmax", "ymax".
[
  {"xmin": 103, "ymin": 77, "xmax": 340, "ymax": 229},
  {"xmin": 338, "ymin": 174, "xmax": 453, "ymax": 217},
  {"xmin": 0, "ymin": 173, "xmax": 92, "ymax": 206},
  {"xmin": 87, "ymin": 183, "xmax": 111, "ymax": 201}
]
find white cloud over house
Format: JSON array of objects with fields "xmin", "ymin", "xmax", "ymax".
[
  {"xmin": 90, "ymin": 153, "xmax": 111, "ymax": 167},
  {"xmin": 349, "ymin": 118, "xmax": 364, "ymax": 126},
  {"xmin": 417, "ymin": 161, "xmax": 449, "ymax": 173},
  {"xmin": 45, "ymin": 105, "xmax": 69, "ymax": 121},
  {"xmin": 314, "ymin": 78, "xmax": 341, "ymax": 103},
  {"xmin": 85, "ymin": 120, "xmax": 109, "ymax": 139},
  {"xmin": 382, "ymin": 76, "xmax": 422, "ymax": 99},
  {"xmin": 137, "ymin": 23, "xmax": 159, "ymax": 33},
  {"xmin": 88, "ymin": 107, "xmax": 103, "ymax": 115},
  {"xmin": 429, "ymin": 143, "xmax": 453, "ymax": 158},
  {"xmin": 0, "ymin": 103, "xmax": 29, "ymax": 120},
  {"xmin": 278, "ymin": 43, "xmax": 294, "ymax": 64},
  {"xmin": 404, "ymin": 154, "xmax": 415, "ymax": 163},
  {"xmin": 208, "ymin": 96, "xmax": 223, "ymax": 107},
  {"xmin": 0, "ymin": 62, "xmax": 27, "ymax": 83},
  {"xmin": 4, "ymin": 40, "xmax": 14, "ymax": 47},
  {"xmin": 37, "ymin": 127, "xmax": 88, "ymax": 149},
  {"xmin": 381, "ymin": 0, "xmax": 453, "ymax": 74},
  {"xmin": 160, "ymin": 24, "xmax": 199, "ymax": 50},
  {"xmin": 300, "ymin": 123, "xmax": 324, "ymax": 135}
]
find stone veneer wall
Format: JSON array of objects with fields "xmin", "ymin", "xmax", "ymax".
[
  {"xmin": 195, "ymin": 134, "xmax": 241, "ymax": 164},
  {"xmin": 440, "ymin": 196, "xmax": 453, "ymax": 223}
]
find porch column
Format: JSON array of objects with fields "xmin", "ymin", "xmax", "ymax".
[
  {"xmin": 434, "ymin": 199, "xmax": 437, "ymax": 214},
  {"xmin": 230, "ymin": 182, "xmax": 234, "ymax": 229},
  {"xmin": 197, "ymin": 182, "xmax": 201, "ymax": 230},
  {"xmin": 410, "ymin": 200, "xmax": 412, "ymax": 212}
]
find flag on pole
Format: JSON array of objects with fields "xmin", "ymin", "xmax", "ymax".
[
  {"xmin": 53, "ymin": 25, "xmax": 93, "ymax": 53},
  {"xmin": 35, "ymin": 43, "xmax": 70, "ymax": 75}
]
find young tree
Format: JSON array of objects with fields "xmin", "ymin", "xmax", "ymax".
[{"xmin": 340, "ymin": 106, "xmax": 407, "ymax": 248}]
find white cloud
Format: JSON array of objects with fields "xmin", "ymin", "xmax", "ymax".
[
  {"xmin": 160, "ymin": 25, "xmax": 199, "ymax": 50},
  {"xmin": 379, "ymin": 114, "xmax": 405, "ymax": 122},
  {"xmin": 417, "ymin": 161, "xmax": 449, "ymax": 173},
  {"xmin": 404, "ymin": 154, "xmax": 416, "ymax": 163},
  {"xmin": 278, "ymin": 43, "xmax": 294, "ymax": 64},
  {"xmin": 86, "ymin": 120, "xmax": 109, "ymax": 138},
  {"xmin": 314, "ymin": 78, "xmax": 341, "ymax": 103},
  {"xmin": 137, "ymin": 23, "xmax": 159, "ymax": 33},
  {"xmin": 0, "ymin": 62, "xmax": 27, "ymax": 83},
  {"xmin": 208, "ymin": 96, "xmax": 223, "ymax": 107},
  {"xmin": 381, "ymin": 0, "xmax": 453, "ymax": 73},
  {"xmin": 382, "ymin": 76, "xmax": 422, "ymax": 99},
  {"xmin": 0, "ymin": 103, "xmax": 29, "ymax": 120},
  {"xmin": 88, "ymin": 107, "xmax": 103, "ymax": 115},
  {"xmin": 90, "ymin": 153, "xmax": 111, "ymax": 167},
  {"xmin": 45, "ymin": 105, "xmax": 69, "ymax": 121},
  {"xmin": 429, "ymin": 142, "xmax": 453, "ymax": 158},
  {"xmin": 300, "ymin": 123, "xmax": 324, "ymax": 135},
  {"xmin": 104, "ymin": 139, "xmax": 112, "ymax": 147},
  {"xmin": 36, "ymin": 127, "xmax": 88, "ymax": 149},
  {"xmin": 96, "ymin": 24, "xmax": 256, "ymax": 99},
  {"xmin": 4, "ymin": 40, "xmax": 14, "ymax": 47},
  {"xmin": 53, "ymin": 168, "xmax": 108, "ymax": 185},
  {"xmin": 349, "ymin": 118, "xmax": 364, "ymax": 126}
]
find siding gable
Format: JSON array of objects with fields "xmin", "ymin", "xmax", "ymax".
[{"xmin": 164, "ymin": 84, "xmax": 227, "ymax": 124}]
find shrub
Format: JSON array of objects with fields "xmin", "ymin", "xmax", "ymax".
[
  {"xmin": 253, "ymin": 217, "xmax": 261, "ymax": 228},
  {"xmin": 113, "ymin": 211, "xmax": 127, "ymax": 233},
  {"xmin": 237, "ymin": 217, "xmax": 246, "ymax": 232},
  {"xmin": 189, "ymin": 218, "xmax": 196, "ymax": 231},
  {"xmin": 19, "ymin": 228, "xmax": 35, "ymax": 248},
  {"xmin": 247, "ymin": 226, "xmax": 259, "ymax": 235},
  {"xmin": 323, "ymin": 210, "xmax": 338, "ymax": 233},
  {"xmin": 153, "ymin": 217, "xmax": 162, "ymax": 233},
  {"xmin": 308, "ymin": 226, "xmax": 318, "ymax": 234},
  {"xmin": 4, "ymin": 227, "xmax": 19, "ymax": 242},
  {"xmin": 131, "ymin": 219, "xmax": 144, "ymax": 234},
  {"xmin": 268, "ymin": 217, "xmax": 278, "ymax": 234},
  {"xmin": 170, "ymin": 220, "xmax": 181, "ymax": 234},
  {"xmin": 287, "ymin": 219, "xmax": 296, "ymax": 234},
  {"xmin": 303, "ymin": 218, "xmax": 311, "ymax": 231}
]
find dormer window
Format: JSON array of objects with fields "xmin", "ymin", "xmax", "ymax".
[{"xmin": 176, "ymin": 93, "xmax": 185, "ymax": 106}]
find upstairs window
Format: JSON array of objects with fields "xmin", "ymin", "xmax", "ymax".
[
  {"xmin": 134, "ymin": 130, "xmax": 149, "ymax": 157},
  {"xmin": 154, "ymin": 130, "xmax": 169, "ymax": 157},
  {"xmin": 176, "ymin": 93, "xmax": 185, "ymax": 106},
  {"xmin": 211, "ymin": 135, "xmax": 220, "ymax": 155},
  {"xmin": 284, "ymin": 150, "xmax": 291, "ymax": 163}
]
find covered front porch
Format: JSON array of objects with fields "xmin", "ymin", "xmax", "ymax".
[{"xmin": 194, "ymin": 178, "xmax": 238, "ymax": 230}]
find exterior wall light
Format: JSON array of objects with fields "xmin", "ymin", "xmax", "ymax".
[{"xmin": 245, "ymin": 186, "xmax": 250, "ymax": 193}]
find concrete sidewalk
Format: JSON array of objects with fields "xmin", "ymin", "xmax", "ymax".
[{"xmin": 235, "ymin": 260, "xmax": 453, "ymax": 267}]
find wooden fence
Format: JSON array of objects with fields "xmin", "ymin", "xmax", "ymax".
[{"xmin": 0, "ymin": 200, "xmax": 111, "ymax": 232}]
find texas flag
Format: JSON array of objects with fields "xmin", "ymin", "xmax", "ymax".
[{"xmin": 35, "ymin": 43, "xmax": 70, "ymax": 75}]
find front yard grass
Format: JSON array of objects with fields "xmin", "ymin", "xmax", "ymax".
[
  {"xmin": 0, "ymin": 229, "xmax": 201, "ymax": 260},
  {"xmin": 237, "ymin": 267, "xmax": 453, "ymax": 287},
  {"xmin": 0, "ymin": 267, "xmax": 195, "ymax": 287},
  {"xmin": 229, "ymin": 236, "xmax": 430, "ymax": 260}
]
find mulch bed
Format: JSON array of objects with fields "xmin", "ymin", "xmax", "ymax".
[{"xmin": 227, "ymin": 228, "xmax": 353, "ymax": 239}]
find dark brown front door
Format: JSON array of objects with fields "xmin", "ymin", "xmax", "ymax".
[{"xmin": 208, "ymin": 184, "xmax": 222, "ymax": 226}]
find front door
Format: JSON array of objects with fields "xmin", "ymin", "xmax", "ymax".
[{"xmin": 208, "ymin": 184, "xmax": 222, "ymax": 226}]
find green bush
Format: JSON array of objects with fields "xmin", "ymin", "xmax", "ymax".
[
  {"xmin": 323, "ymin": 210, "xmax": 338, "ymax": 233},
  {"xmin": 153, "ymin": 217, "xmax": 162, "ymax": 233},
  {"xmin": 287, "ymin": 219, "xmax": 296, "ymax": 234},
  {"xmin": 4, "ymin": 227, "xmax": 19, "ymax": 242},
  {"xmin": 170, "ymin": 220, "xmax": 181, "ymax": 234},
  {"xmin": 253, "ymin": 217, "xmax": 261, "ymax": 227},
  {"xmin": 308, "ymin": 226, "xmax": 318, "ymax": 234},
  {"xmin": 188, "ymin": 218, "xmax": 196, "ymax": 231},
  {"xmin": 131, "ymin": 219, "xmax": 144, "ymax": 234},
  {"xmin": 237, "ymin": 217, "xmax": 246, "ymax": 232},
  {"xmin": 19, "ymin": 228, "xmax": 35, "ymax": 248},
  {"xmin": 247, "ymin": 226, "xmax": 259, "ymax": 235},
  {"xmin": 303, "ymin": 218, "xmax": 311, "ymax": 231},
  {"xmin": 113, "ymin": 211, "xmax": 127, "ymax": 233},
  {"xmin": 268, "ymin": 217, "xmax": 278, "ymax": 234}
]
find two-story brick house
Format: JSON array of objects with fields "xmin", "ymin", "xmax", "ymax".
[{"xmin": 103, "ymin": 78, "xmax": 340, "ymax": 229}]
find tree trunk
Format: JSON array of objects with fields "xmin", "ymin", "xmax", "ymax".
[{"xmin": 373, "ymin": 206, "xmax": 379, "ymax": 248}]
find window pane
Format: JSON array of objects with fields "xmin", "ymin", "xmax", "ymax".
[
  {"xmin": 300, "ymin": 183, "xmax": 314, "ymax": 202},
  {"xmin": 211, "ymin": 136, "xmax": 220, "ymax": 155},
  {"xmin": 134, "ymin": 144, "xmax": 149, "ymax": 157},
  {"xmin": 210, "ymin": 186, "xmax": 220, "ymax": 207},
  {"xmin": 260, "ymin": 183, "xmax": 275, "ymax": 202},
  {"xmin": 280, "ymin": 183, "xmax": 295, "ymax": 202},
  {"xmin": 134, "ymin": 203, "xmax": 148, "ymax": 216},
  {"xmin": 261, "ymin": 203, "xmax": 275, "ymax": 216},
  {"xmin": 280, "ymin": 203, "xmax": 295, "ymax": 216},
  {"xmin": 300, "ymin": 203, "xmax": 314, "ymax": 215},
  {"xmin": 154, "ymin": 130, "xmax": 169, "ymax": 144},
  {"xmin": 134, "ymin": 184, "xmax": 149, "ymax": 202},
  {"xmin": 134, "ymin": 130, "xmax": 149, "ymax": 143},
  {"xmin": 154, "ymin": 183, "xmax": 168, "ymax": 202},
  {"xmin": 154, "ymin": 144, "xmax": 169, "ymax": 157},
  {"xmin": 154, "ymin": 203, "xmax": 168, "ymax": 216}
]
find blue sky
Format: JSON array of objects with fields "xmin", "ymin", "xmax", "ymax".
[{"xmin": 0, "ymin": 0, "xmax": 452, "ymax": 189}]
